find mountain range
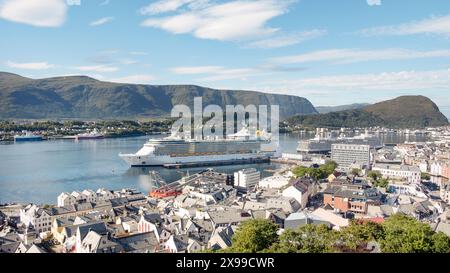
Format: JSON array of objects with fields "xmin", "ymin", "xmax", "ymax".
[
  {"xmin": 0, "ymin": 72, "xmax": 317, "ymax": 119},
  {"xmin": 286, "ymin": 96, "xmax": 449, "ymax": 128},
  {"xmin": 1, "ymin": 72, "xmax": 448, "ymax": 128},
  {"xmin": 315, "ymin": 103, "xmax": 371, "ymax": 114}
]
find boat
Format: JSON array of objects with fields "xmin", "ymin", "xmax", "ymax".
[
  {"xmin": 14, "ymin": 131, "xmax": 43, "ymax": 142},
  {"xmin": 119, "ymin": 126, "xmax": 279, "ymax": 167},
  {"xmin": 75, "ymin": 129, "xmax": 104, "ymax": 140},
  {"xmin": 297, "ymin": 128, "xmax": 383, "ymax": 154}
]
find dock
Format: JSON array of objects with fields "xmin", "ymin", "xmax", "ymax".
[{"xmin": 162, "ymin": 158, "xmax": 270, "ymax": 169}]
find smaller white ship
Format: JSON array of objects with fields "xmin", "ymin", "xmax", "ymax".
[{"xmin": 75, "ymin": 129, "xmax": 104, "ymax": 140}]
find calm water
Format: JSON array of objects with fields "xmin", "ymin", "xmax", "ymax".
[{"xmin": 0, "ymin": 132, "xmax": 428, "ymax": 204}]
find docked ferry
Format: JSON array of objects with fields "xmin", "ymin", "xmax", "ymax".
[
  {"xmin": 14, "ymin": 131, "xmax": 43, "ymax": 142},
  {"xmin": 119, "ymin": 127, "xmax": 279, "ymax": 167}
]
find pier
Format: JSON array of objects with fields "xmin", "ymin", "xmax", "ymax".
[{"xmin": 162, "ymin": 158, "xmax": 270, "ymax": 169}]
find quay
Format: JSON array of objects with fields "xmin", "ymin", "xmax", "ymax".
[{"xmin": 163, "ymin": 158, "xmax": 270, "ymax": 169}]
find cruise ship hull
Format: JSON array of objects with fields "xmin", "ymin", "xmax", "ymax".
[{"xmin": 119, "ymin": 152, "xmax": 275, "ymax": 167}]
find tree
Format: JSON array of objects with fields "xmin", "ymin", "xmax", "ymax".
[
  {"xmin": 293, "ymin": 166, "xmax": 309, "ymax": 178},
  {"xmin": 292, "ymin": 161, "xmax": 337, "ymax": 180},
  {"xmin": 380, "ymin": 214, "xmax": 437, "ymax": 253},
  {"xmin": 320, "ymin": 161, "xmax": 338, "ymax": 176},
  {"xmin": 271, "ymin": 224, "xmax": 337, "ymax": 253},
  {"xmin": 373, "ymin": 178, "xmax": 389, "ymax": 188},
  {"xmin": 340, "ymin": 220, "xmax": 384, "ymax": 250},
  {"xmin": 368, "ymin": 171, "xmax": 381, "ymax": 181},
  {"xmin": 227, "ymin": 219, "xmax": 279, "ymax": 253},
  {"xmin": 351, "ymin": 168, "xmax": 361, "ymax": 177},
  {"xmin": 421, "ymin": 172, "xmax": 431, "ymax": 181},
  {"xmin": 431, "ymin": 232, "xmax": 450, "ymax": 253}
]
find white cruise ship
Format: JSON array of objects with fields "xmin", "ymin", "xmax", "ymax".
[{"xmin": 119, "ymin": 127, "xmax": 279, "ymax": 167}]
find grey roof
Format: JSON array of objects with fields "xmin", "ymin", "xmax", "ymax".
[
  {"xmin": 81, "ymin": 231, "xmax": 122, "ymax": 253},
  {"xmin": 208, "ymin": 209, "xmax": 252, "ymax": 225},
  {"xmin": 116, "ymin": 232, "xmax": 159, "ymax": 253},
  {"xmin": 0, "ymin": 242, "xmax": 20, "ymax": 253},
  {"xmin": 172, "ymin": 234, "xmax": 189, "ymax": 251},
  {"xmin": 191, "ymin": 219, "xmax": 214, "ymax": 232},
  {"xmin": 77, "ymin": 222, "xmax": 108, "ymax": 241},
  {"xmin": 142, "ymin": 212, "xmax": 163, "ymax": 224},
  {"xmin": 54, "ymin": 216, "xmax": 76, "ymax": 227}
]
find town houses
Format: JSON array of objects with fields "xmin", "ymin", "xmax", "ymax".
[{"xmin": 2, "ymin": 126, "xmax": 450, "ymax": 253}]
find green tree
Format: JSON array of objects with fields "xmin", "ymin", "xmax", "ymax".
[
  {"xmin": 380, "ymin": 214, "xmax": 436, "ymax": 253},
  {"xmin": 431, "ymin": 232, "xmax": 450, "ymax": 253},
  {"xmin": 421, "ymin": 172, "xmax": 431, "ymax": 181},
  {"xmin": 227, "ymin": 219, "xmax": 279, "ymax": 253},
  {"xmin": 373, "ymin": 178, "xmax": 389, "ymax": 188},
  {"xmin": 293, "ymin": 166, "xmax": 309, "ymax": 178},
  {"xmin": 271, "ymin": 224, "xmax": 337, "ymax": 253},
  {"xmin": 351, "ymin": 168, "xmax": 361, "ymax": 176},
  {"xmin": 340, "ymin": 220, "xmax": 384, "ymax": 250},
  {"xmin": 368, "ymin": 171, "xmax": 381, "ymax": 181}
]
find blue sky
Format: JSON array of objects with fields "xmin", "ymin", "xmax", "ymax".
[{"xmin": 0, "ymin": 0, "xmax": 449, "ymax": 117}]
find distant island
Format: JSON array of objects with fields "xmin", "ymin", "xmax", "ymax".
[
  {"xmin": 285, "ymin": 96, "xmax": 449, "ymax": 129},
  {"xmin": 0, "ymin": 72, "xmax": 317, "ymax": 120}
]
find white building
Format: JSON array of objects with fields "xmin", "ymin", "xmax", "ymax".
[
  {"xmin": 373, "ymin": 164, "xmax": 421, "ymax": 184},
  {"xmin": 331, "ymin": 144, "xmax": 371, "ymax": 169},
  {"xmin": 234, "ymin": 168, "xmax": 260, "ymax": 191},
  {"xmin": 430, "ymin": 161, "xmax": 444, "ymax": 176},
  {"xmin": 20, "ymin": 204, "xmax": 53, "ymax": 233},
  {"xmin": 281, "ymin": 178, "xmax": 314, "ymax": 209},
  {"xmin": 419, "ymin": 161, "xmax": 429, "ymax": 173},
  {"xmin": 57, "ymin": 192, "xmax": 76, "ymax": 207}
]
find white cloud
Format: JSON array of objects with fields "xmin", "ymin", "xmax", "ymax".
[
  {"xmin": 140, "ymin": 0, "xmax": 208, "ymax": 15},
  {"xmin": 89, "ymin": 16, "xmax": 114, "ymax": 26},
  {"xmin": 367, "ymin": 0, "xmax": 381, "ymax": 6},
  {"xmin": 99, "ymin": 0, "xmax": 110, "ymax": 6},
  {"xmin": 260, "ymin": 69, "xmax": 450, "ymax": 93},
  {"xmin": 120, "ymin": 59, "xmax": 139, "ymax": 65},
  {"xmin": 141, "ymin": 0, "xmax": 294, "ymax": 42},
  {"xmin": 247, "ymin": 29, "xmax": 326, "ymax": 49},
  {"xmin": 270, "ymin": 48, "xmax": 450, "ymax": 64},
  {"xmin": 6, "ymin": 61, "xmax": 55, "ymax": 70},
  {"xmin": 66, "ymin": 0, "xmax": 80, "ymax": 6},
  {"xmin": 361, "ymin": 14, "xmax": 450, "ymax": 37},
  {"xmin": 170, "ymin": 65, "xmax": 260, "ymax": 81},
  {"xmin": 74, "ymin": 64, "xmax": 118, "ymax": 72},
  {"xmin": 0, "ymin": 0, "xmax": 67, "ymax": 27},
  {"xmin": 170, "ymin": 66, "xmax": 223, "ymax": 74},
  {"xmin": 107, "ymin": 74, "xmax": 156, "ymax": 84}
]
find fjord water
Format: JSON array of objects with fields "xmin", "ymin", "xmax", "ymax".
[{"xmin": 0, "ymin": 133, "xmax": 428, "ymax": 204}]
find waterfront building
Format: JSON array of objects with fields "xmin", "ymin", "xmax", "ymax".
[
  {"xmin": 373, "ymin": 164, "xmax": 421, "ymax": 184},
  {"xmin": 331, "ymin": 144, "xmax": 371, "ymax": 169},
  {"xmin": 234, "ymin": 168, "xmax": 260, "ymax": 192},
  {"xmin": 20, "ymin": 205, "xmax": 53, "ymax": 233}
]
